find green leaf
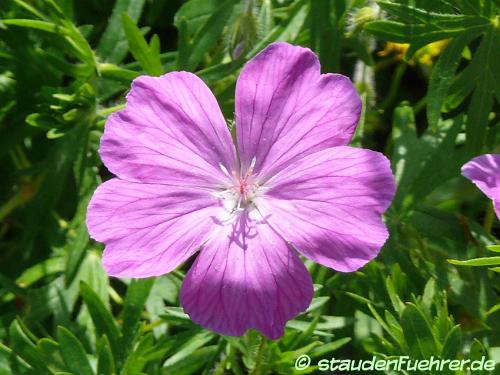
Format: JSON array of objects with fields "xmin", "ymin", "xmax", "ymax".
[
  {"xmin": 367, "ymin": 304, "xmax": 401, "ymax": 345},
  {"xmin": 79, "ymin": 281, "xmax": 120, "ymax": 361},
  {"xmin": 364, "ymin": 17, "xmax": 488, "ymax": 45},
  {"xmin": 406, "ymin": 116, "xmax": 466, "ymax": 207},
  {"xmin": 96, "ymin": 0, "xmax": 146, "ymax": 63},
  {"xmin": 285, "ymin": 316, "xmax": 320, "ymax": 350},
  {"xmin": 121, "ymin": 278, "xmax": 155, "ymax": 358},
  {"xmin": 63, "ymin": 224, "xmax": 91, "ymax": 286},
  {"xmin": 57, "ymin": 326, "xmax": 93, "ymax": 375},
  {"xmin": 78, "ymin": 253, "xmax": 110, "ymax": 310},
  {"xmin": 274, "ymin": 1, "xmax": 308, "ymax": 43},
  {"xmin": 386, "ymin": 276, "xmax": 405, "ymax": 314},
  {"xmin": 441, "ymin": 325, "xmax": 462, "ymax": 359},
  {"xmin": 21, "ymin": 125, "xmax": 87, "ymax": 261},
  {"xmin": 2, "ymin": 19, "xmax": 68, "ymax": 34},
  {"xmin": 176, "ymin": 16, "xmax": 191, "ymax": 71},
  {"xmin": 486, "ymin": 244, "xmax": 500, "ymax": 253},
  {"xmin": 376, "ymin": 1, "xmax": 430, "ymax": 23},
  {"xmin": 162, "ymin": 331, "xmax": 215, "ymax": 368},
  {"xmin": 421, "ymin": 278, "xmax": 436, "ymax": 316},
  {"xmin": 98, "ymin": 63, "xmax": 140, "ymax": 82},
  {"xmin": 11, "ymin": 0, "xmax": 48, "ymax": 20},
  {"xmin": 97, "ymin": 336, "xmax": 116, "ymax": 375},
  {"xmin": 0, "ymin": 272, "xmax": 27, "ymax": 299},
  {"xmin": 121, "ymin": 333, "xmax": 169, "ymax": 374},
  {"xmin": 401, "ymin": 304, "xmax": 437, "ymax": 359},
  {"xmin": 427, "ymin": 32, "xmax": 479, "ymax": 128},
  {"xmin": 446, "ymin": 57, "xmax": 481, "ymax": 109},
  {"xmin": 384, "ymin": 310, "xmax": 404, "ymax": 344},
  {"xmin": 36, "ymin": 338, "xmax": 64, "ymax": 370},
  {"xmin": 180, "ymin": 0, "xmax": 236, "ymax": 70},
  {"xmin": 173, "ymin": 0, "xmax": 220, "ymax": 36},
  {"xmin": 390, "ymin": 103, "xmax": 425, "ymax": 208},
  {"xmin": 469, "ymin": 339, "xmax": 489, "ymax": 375},
  {"xmin": 8, "ymin": 320, "xmax": 51, "ymax": 374},
  {"xmin": 16, "ymin": 257, "xmax": 64, "ymax": 287},
  {"xmin": 161, "ymin": 307, "xmax": 191, "ymax": 325},
  {"xmin": 257, "ymin": 0, "xmax": 274, "ymax": 37},
  {"xmin": 459, "ymin": 0, "xmax": 482, "ymax": 15},
  {"xmin": 377, "ymin": 1, "xmax": 452, "ymax": 23},
  {"xmin": 465, "ymin": 79, "xmax": 494, "ymax": 153},
  {"xmin": 25, "ymin": 113, "xmax": 55, "ymax": 130},
  {"xmin": 391, "ymin": 105, "xmax": 468, "ymax": 213},
  {"xmin": 162, "ymin": 346, "xmax": 218, "ymax": 375},
  {"xmin": 122, "ymin": 13, "xmax": 163, "ymax": 76},
  {"xmin": 5, "ymin": 16, "xmax": 96, "ymax": 66},
  {"xmin": 309, "ymin": 338, "xmax": 351, "ymax": 359},
  {"xmin": 306, "ymin": 296, "xmax": 330, "ymax": 312},
  {"xmin": 464, "ymin": 28, "xmax": 499, "ymax": 153},
  {"xmin": 310, "ymin": 0, "xmax": 339, "ymax": 72},
  {"xmin": 149, "ymin": 34, "xmax": 161, "ymax": 58},
  {"xmin": 448, "ymin": 256, "xmax": 500, "ymax": 267}
]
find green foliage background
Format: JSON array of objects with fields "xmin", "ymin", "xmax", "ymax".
[{"xmin": 0, "ymin": 0, "xmax": 499, "ymax": 374}]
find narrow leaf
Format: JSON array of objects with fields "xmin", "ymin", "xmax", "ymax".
[
  {"xmin": 121, "ymin": 278, "xmax": 155, "ymax": 357},
  {"xmin": 57, "ymin": 326, "xmax": 93, "ymax": 375},
  {"xmin": 448, "ymin": 256, "xmax": 500, "ymax": 266},
  {"xmin": 427, "ymin": 32, "xmax": 479, "ymax": 128},
  {"xmin": 185, "ymin": 0, "xmax": 236, "ymax": 70},
  {"xmin": 122, "ymin": 13, "xmax": 163, "ymax": 75},
  {"xmin": 401, "ymin": 304, "xmax": 437, "ymax": 359},
  {"xmin": 97, "ymin": 0, "xmax": 147, "ymax": 63},
  {"xmin": 80, "ymin": 281, "xmax": 120, "ymax": 361}
]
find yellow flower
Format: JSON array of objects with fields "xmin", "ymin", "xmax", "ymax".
[
  {"xmin": 378, "ymin": 40, "xmax": 448, "ymax": 66},
  {"xmin": 377, "ymin": 42, "xmax": 409, "ymax": 60},
  {"xmin": 414, "ymin": 40, "xmax": 449, "ymax": 66}
]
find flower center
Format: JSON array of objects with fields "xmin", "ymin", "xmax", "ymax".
[
  {"xmin": 215, "ymin": 158, "xmax": 262, "ymax": 222},
  {"xmin": 233, "ymin": 169, "xmax": 259, "ymax": 207}
]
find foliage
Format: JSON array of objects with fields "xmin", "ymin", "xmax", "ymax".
[{"xmin": 0, "ymin": 0, "xmax": 499, "ymax": 374}]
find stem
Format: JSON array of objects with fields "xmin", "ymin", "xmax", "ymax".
[
  {"xmin": 374, "ymin": 55, "xmax": 400, "ymax": 72},
  {"xmin": 413, "ymin": 96, "xmax": 427, "ymax": 115},
  {"xmin": 0, "ymin": 193, "xmax": 23, "ymax": 221},
  {"xmin": 380, "ymin": 62, "xmax": 407, "ymax": 111},
  {"xmin": 251, "ymin": 335, "xmax": 266, "ymax": 375},
  {"xmin": 15, "ymin": 145, "xmax": 31, "ymax": 169},
  {"xmin": 483, "ymin": 201, "xmax": 494, "ymax": 234},
  {"xmin": 98, "ymin": 63, "xmax": 139, "ymax": 82},
  {"xmin": 97, "ymin": 103, "xmax": 126, "ymax": 117},
  {"xmin": 142, "ymin": 319, "xmax": 166, "ymax": 332}
]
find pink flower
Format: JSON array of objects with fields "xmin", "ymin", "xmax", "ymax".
[
  {"xmin": 86, "ymin": 42, "xmax": 396, "ymax": 339},
  {"xmin": 462, "ymin": 154, "xmax": 500, "ymax": 219}
]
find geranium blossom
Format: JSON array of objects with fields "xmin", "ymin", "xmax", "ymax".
[
  {"xmin": 86, "ymin": 42, "xmax": 396, "ymax": 339},
  {"xmin": 462, "ymin": 154, "xmax": 500, "ymax": 219}
]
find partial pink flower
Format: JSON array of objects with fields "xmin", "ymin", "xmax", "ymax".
[
  {"xmin": 461, "ymin": 154, "xmax": 500, "ymax": 219},
  {"xmin": 86, "ymin": 42, "xmax": 396, "ymax": 339}
]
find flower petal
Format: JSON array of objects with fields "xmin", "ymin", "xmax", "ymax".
[
  {"xmin": 258, "ymin": 146, "xmax": 396, "ymax": 272},
  {"xmin": 461, "ymin": 154, "xmax": 500, "ymax": 218},
  {"xmin": 100, "ymin": 72, "xmax": 236, "ymax": 188},
  {"xmin": 180, "ymin": 210, "xmax": 313, "ymax": 339},
  {"xmin": 86, "ymin": 179, "xmax": 224, "ymax": 278},
  {"xmin": 235, "ymin": 42, "xmax": 361, "ymax": 179}
]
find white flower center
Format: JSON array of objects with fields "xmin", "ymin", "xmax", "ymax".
[{"xmin": 214, "ymin": 158, "xmax": 262, "ymax": 223}]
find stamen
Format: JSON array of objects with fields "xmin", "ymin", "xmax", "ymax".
[
  {"xmin": 248, "ymin": 157, "xmax": 257, "ymax": 176},
  {"xmin": 219, "ymin": 163, "xmax": 232, "ymax": 178},
  {"xmin": 215, "ymin": 157, "xmax": 261, "ymax": 223}
]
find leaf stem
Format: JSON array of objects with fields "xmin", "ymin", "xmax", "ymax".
[{"xmin": 251, "ymin": 335, "xmax": 266, "ymax": 375}]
